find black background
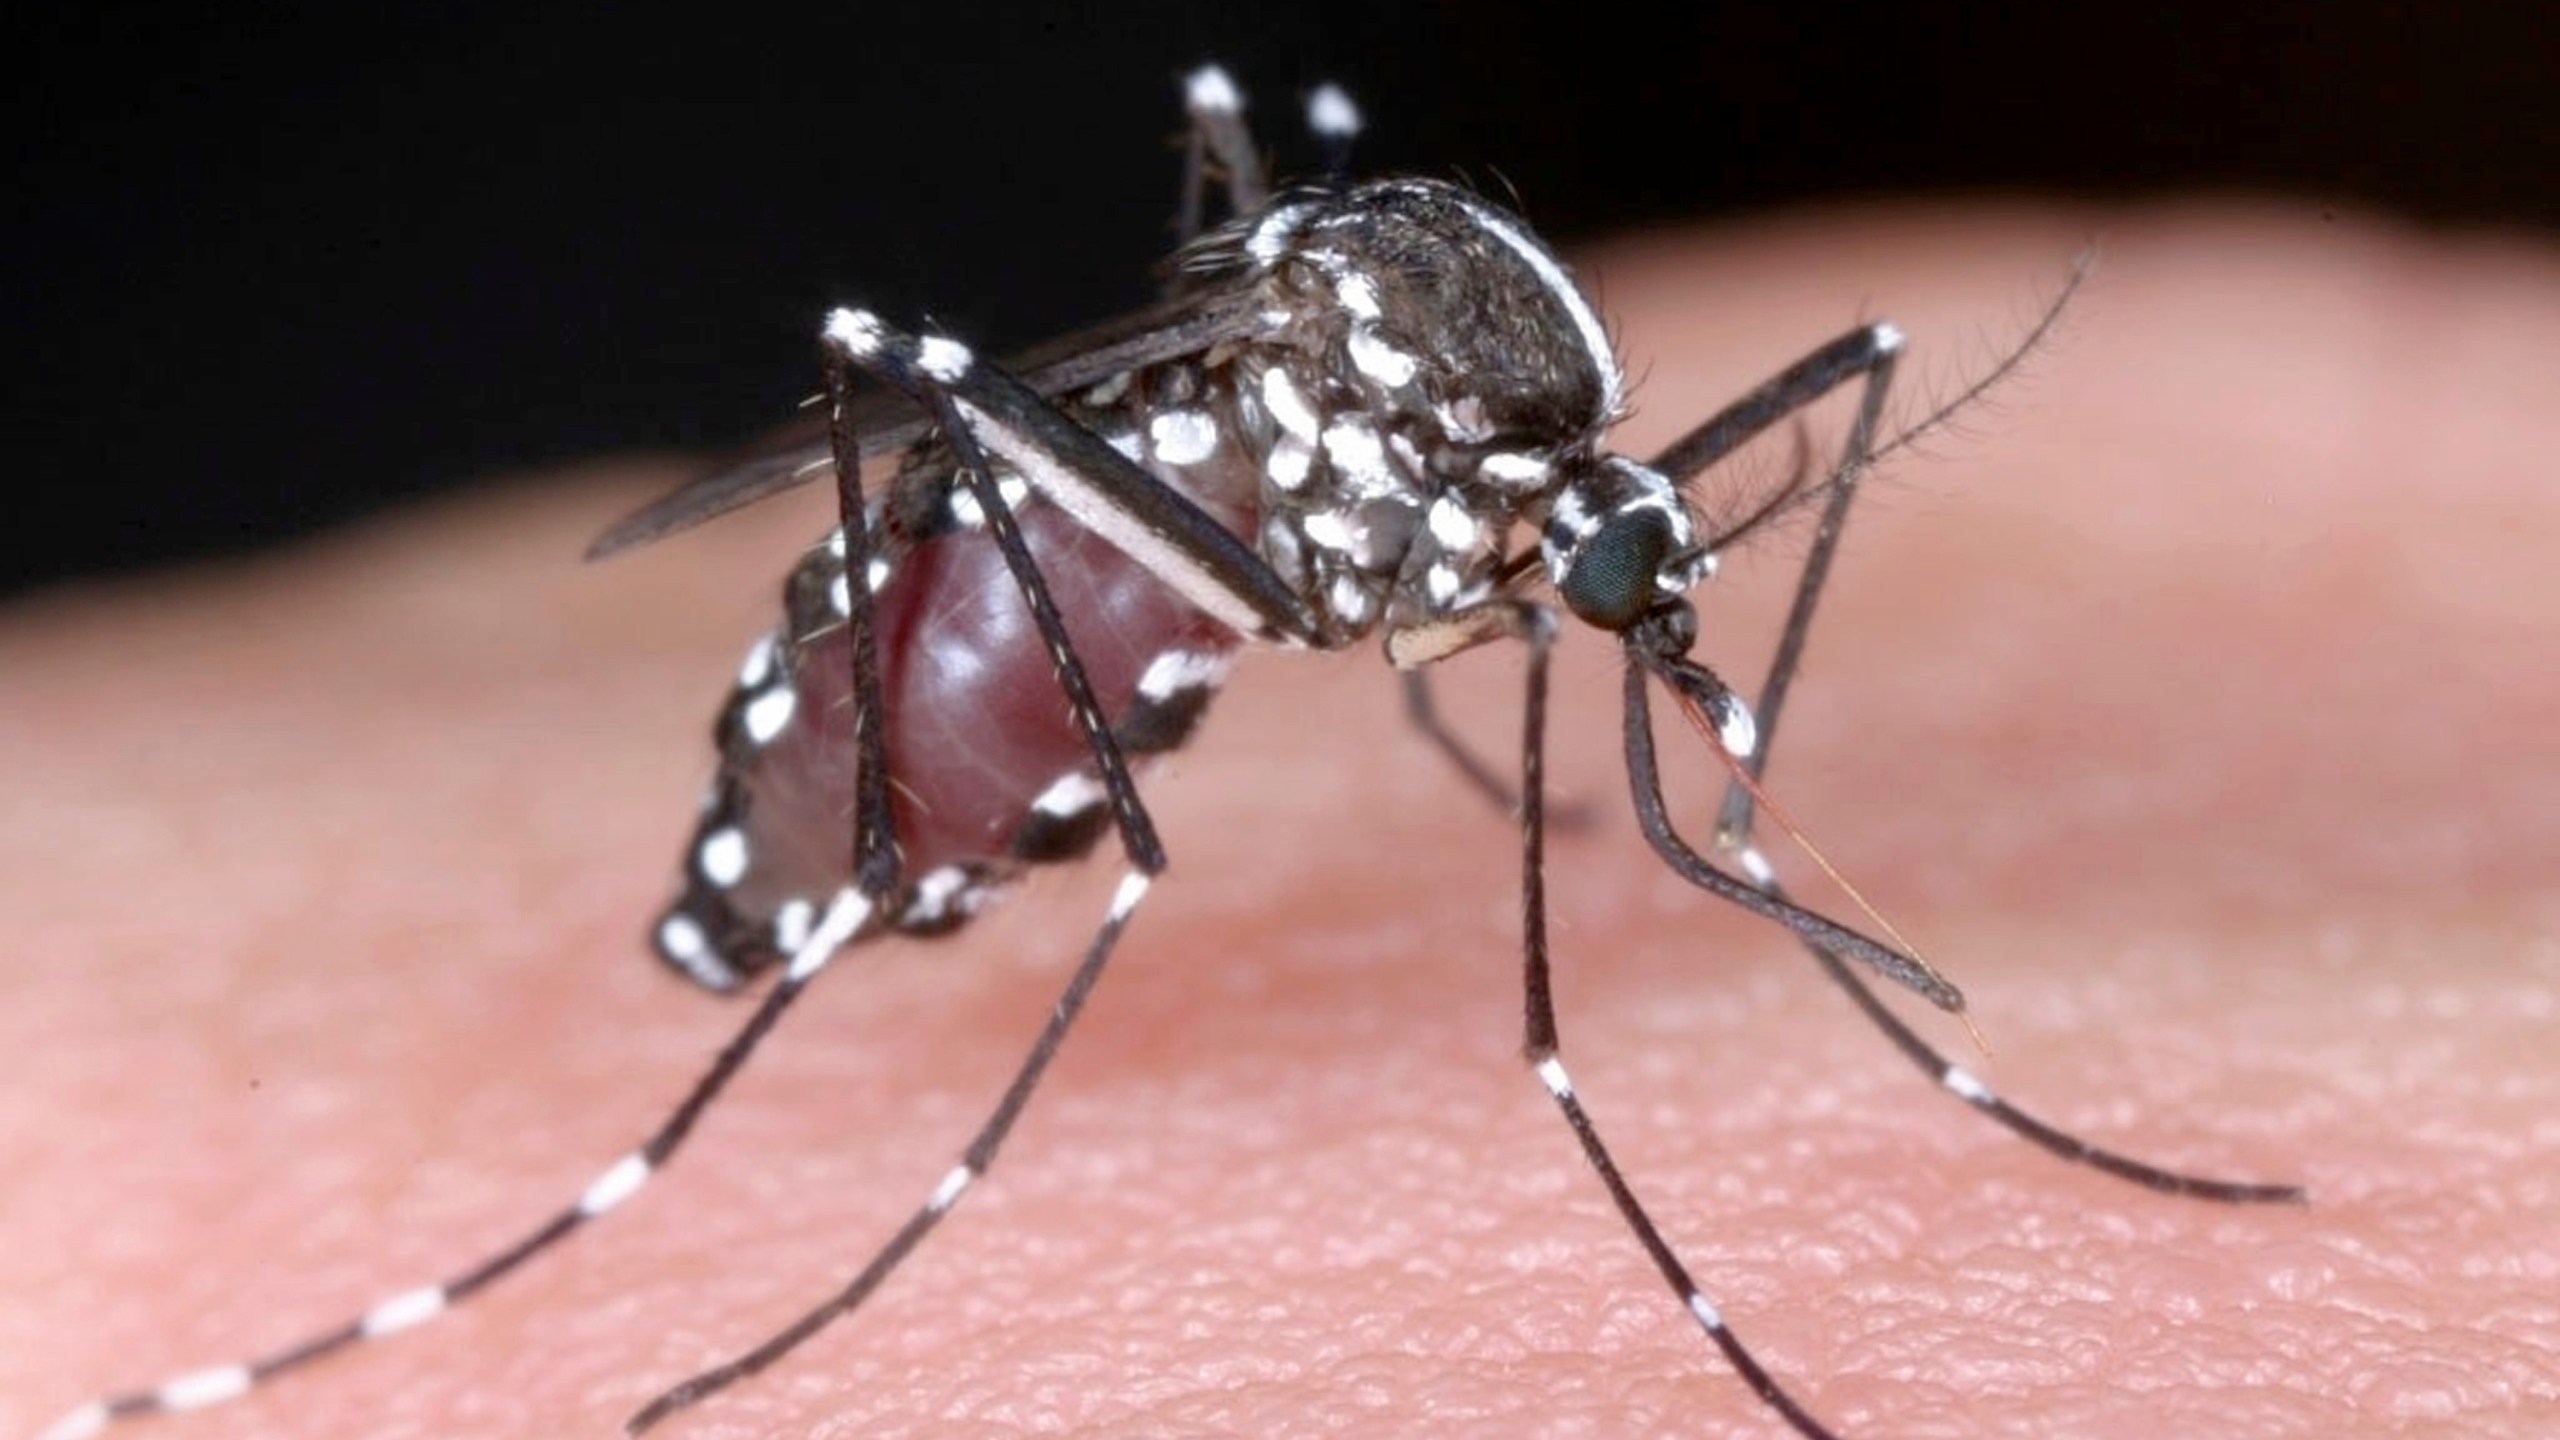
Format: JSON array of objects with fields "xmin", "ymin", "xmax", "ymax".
[{"xmin": 10, "ymin": 2, "xmax": 2550, "ymax": 595}]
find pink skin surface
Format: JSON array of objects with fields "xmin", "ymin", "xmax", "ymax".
[{"xmin": 3, "ymin": 206, "xmax": 2555, "ymax": 1440}]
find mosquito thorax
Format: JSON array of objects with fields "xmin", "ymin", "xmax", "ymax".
[{"xmin": 1183, "ymin": 176, "xmax": 1630, "ymax": 640}]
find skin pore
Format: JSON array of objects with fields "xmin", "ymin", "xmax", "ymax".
[{"xmin": 3, "ymin": 206, "xmax": 2553, "ymax": 1440}]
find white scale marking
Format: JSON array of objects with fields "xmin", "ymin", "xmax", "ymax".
[
  {"xmin": 1321, "ymin": 416, "xmax": 1397, "ymax": 494},
  {"xmin": 1535, "ymin": 1055, "xmax": 1575, "ymax": 1099},
  {"xmin": 1447, "ymin": 194, "xmax": 1624, "ymax": 415},
  {"xmin": 1734, "ymin": 844, "xmax": 1778, "ymax": 889},
  {"xmin": 1148, "ymin": 408, "xmax": 1219, "ymax": 466},
  {"xmin": 1716, "ymin": 695, "xmax": 1758, "ymax": 759},
  {"xmin": 737, "ymin": 634, "xmax": 776, "ymax": 687},
  {"xmin": 698, "ymin": 827, "xmax": 750, "ymax": 888},
  {"xmin": 867, "ymin": 555, "xmax": 893, "ymax": 592},
  {"xmin": 1334, "ymin": 270, "xmax": 1382, "ymax": 319},
  {"xmin": 823, "ymin": 308, "xmax": 884, "ymax": 358},
  {"xmin": 828, "ymin": 573, "xmax": 852, "ymax": 618},
  {"xmin": 1109, "ymin": 870, "xmax": 1153, "ymax": 922},
  {"xmin": 1329, "ymin": 573, "xmax": 1374, "ymax": 625},
  {"xmin": 1184, "ymin": 64, "xmax": 1240, "ymax": 114},
  {"xmin": 1478, "ymin": 451, "xmax": 1549, "ymax": 487},
  {"xmin": 157, "ymin": 1365, "xmax": 251, "ymax": 1412},
  {"xmin": 1246, "ymin": 203, "xmax": 1311, "ymax": 265},
  {"xmin": 1427, "ymin": 495, "xmax": 1480, "ymax": 551},
  {"xmin": 1266, "ymin": 435, "xmax": 1313, "ymax": 490},
  {"xmin": 1306, "ymin": 82, "xmax": 1361, "ymax": 138},
  {"xmin": 773, "ymin": 896, "xmax": 816, "ymax": 953},
  {"xmin": 952, "ymin": 398, "xmax": 1277, "ymax": 638},
  {"xmin": 578, "ymin": 1153, "xmax": 651, "ymax": 1216},
  {"xmin": 787, "ymin": 888, "xmax": 872, "ymax": 982},
  {"xmin": 1687, "ymin": 1292, "xmax": 1726, "ymax": 1331},
  {"xmin": 1347, "ymin": 327, "xmax": 1417, "ymax": 387},
  {"xmin": 1425, "ymin": 562, "xmax": 1461, "ymax": 606},
  {"xmin": 360, "ymin": 1284, "xmax": 448, "ymax": 1337},
  {"xmin": 1261, "ymin": 367, "xmax": 1320, "ymax": 441},
  {"xmin": 1032, "ymin": 770, "xmax": 1107, "ymax": 817},
  {"xmin": 657, "ymin": 912, "xmax": 708, "ymax": 961},
  {"xmin": 35, "ymin": 1401, "xmax": 108, "ymax": 1440},
  {"xmin": 927, "ymin": 1163, "xmax": 976, "ymax": 1213},
  {"xmin": 1301, "ymin": 510, "xmax": 1356, "ymax": 552},
  {"xmin": 916, "ymin": 335, "xmax": 973, "ymax": 382},
  {"xmin": 1388, "ymin": 430, "xmax": 1427, "ymax": 474},
  {"xmin": 1083, "ymin": 369, "xmax": 1132, "ymax": 405},
  {"xmin": 907, "ymin": 865, "xmax": 973, "ymax": 924},
  {"xmin": 658, "ymin": 916, "xmax": 733, "ymax": 986},
  {"xmin": 1942, "ymin": 1065, "xmax": 1997, "ymax": 1105},
  {"xmin": 742, "ymin": 685, "xmax": 797, "ymax": 746},
  {"xmin": 1553, "ymin": 485, "xmax": 1593, "ymax": 534},
  {"xmin": 1138, "ymin": 649, "xmax": 1232, "ymax": 702},
  {"xmin": 1438, "ymin": 395, "xmax": 1493, "ymax": 443}
]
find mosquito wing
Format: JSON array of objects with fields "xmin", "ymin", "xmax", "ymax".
[{"xmin": 586, "ymin": 288, "xmax": 1268, "ymax": 559}]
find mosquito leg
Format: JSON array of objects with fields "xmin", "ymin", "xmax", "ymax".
[
  {"xmin": 38, "ymin": 889, "xmax": 877, "ymax": 1440},
  {"xmin": 1401, "ymin": 669, "xmax": 1523, "ymax": 816},
  {"xmin": 1508, "ymin": 604, "xmax": 1848, "ymax": 1440},
  {"xmin": 1176, "ymin": 64, "xmax": 1266, "ymax": 245},
  {"xmin": 818, "ymin": 341, "xmax": 902, "ymax": 897},
  {"xmin": 625, "ymin": 867, "xmax": 1157, "ymax": 1434},
  {"xmin": 821, "ymin": 309, "xmax": 1318, "ymax": 875},
  {"xmin": 1603, "ymin": 649, "xmax": 1964, "ymax": 1010},
  {"xmin": 1644, "ymin": 322, "xmax": 1905, "ymax": 849},
  {"xmin": 1621, "ymin": 657, "xmax": 2304, "ymax": 1203},
  {"xmin": 930, "ymin": 388, "xmax": 1166, "ymax": 872}
]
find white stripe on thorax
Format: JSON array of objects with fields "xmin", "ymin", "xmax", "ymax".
[
  {"xmin": 950, "ymin": 399, "xmax": 1275, "ymax": 638},
  {"xmin": 1447, "ymin": 194, "xmax": 1623, "ymax": 415}
]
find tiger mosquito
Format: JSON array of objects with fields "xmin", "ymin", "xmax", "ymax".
[{"xmin": 44, "ymin": 63, "xmax": 2304, "ymax": 1440}]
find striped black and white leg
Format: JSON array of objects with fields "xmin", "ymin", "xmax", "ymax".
[
  {"xmin": 1649, "ymin": 285, "xmax": 2300, "ymax": 1201},
  {"xmin": 624, "ymin": 866, "xmax": 1158, "ymax": 1434},
  {"xmin": 819, "ymin": 338, "xmax": 904, "ymax": 898},
  {"xmin": 1623, "ymin": 657, "xmax": 2305, "ymax": 1203},
  {"xmin": 1176, "ymin": 63, "xmax": 1267, "ymax": 245},
  {"xmin": 1649, "ymin": 320, "xmax": 1907, "ymax": 848},
  {"xmin": 1504, "ymin": 603, "xmax": 1848, "ymax": 1440},
  {"xmin": 39, "ymin": 888, "xmax": 879, "ymax": 1440}
]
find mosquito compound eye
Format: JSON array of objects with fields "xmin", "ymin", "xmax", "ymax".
[{"xmin": 1559, "ymin": 507, "xmax": 1677, "ymax": 629}]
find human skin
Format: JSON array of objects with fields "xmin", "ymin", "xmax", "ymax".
[{"xmin": 2, "ymin": 205, "xmax": 2554, "ymax": 1440}]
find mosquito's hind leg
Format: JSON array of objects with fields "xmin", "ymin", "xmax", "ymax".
[
  {"xmin": 625, "ymin": 865, "xmax": 1159, "ymax": 1434},
  {"xmin": 1499, "ymin": 601, "xmax": 1852, "ymax": 1440},
  {"xmin": 1176, "ymin": 64, "xmax": 1267, "ymax": 244},
  {"xmin": 35, "ymin": 886, "xmax": 878, "ymax": 1440}
]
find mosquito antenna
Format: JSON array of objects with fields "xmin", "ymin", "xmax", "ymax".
[
  {"xmin": 1699, "ymin": 417, "xmax": 1817, "ymax": 553},
  {"xmin": 1870, "ymin": 248, "xmax": 2093, "ymax": 464}
]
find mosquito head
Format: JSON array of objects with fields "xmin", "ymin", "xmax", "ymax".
[{"xmin": 1542, "ymin": 454, "xmax": 1714, "ymax": 639}]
